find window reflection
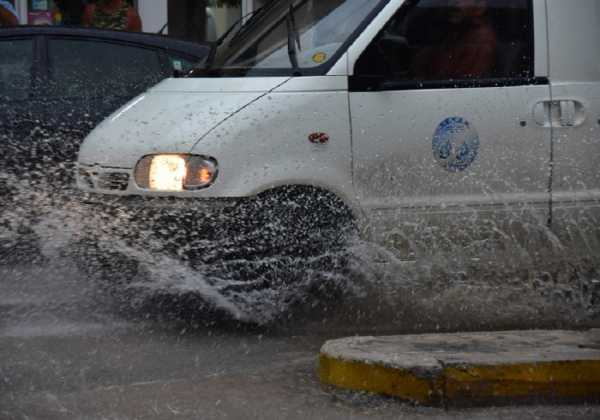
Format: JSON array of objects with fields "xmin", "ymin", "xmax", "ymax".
[{"xmin": 356, "ymin": 0, "xmax": 533, "ymax": 81}]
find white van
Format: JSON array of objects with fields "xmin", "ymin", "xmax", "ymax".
[{"xmin": 76, "ymin": 0, "xmax": 600, "ymax": 261}]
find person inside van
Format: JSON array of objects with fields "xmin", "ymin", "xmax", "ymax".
[
  {"xmin": 411, "ymin": 0, "xmax": 497, "ymax": 80},
  {"xmin": 0, "ymin": 0, "xmax": 18, "ymax": 27},
  {"xmin": 82, "ymin": 0, "xmax": 142, "ymax": 32}
]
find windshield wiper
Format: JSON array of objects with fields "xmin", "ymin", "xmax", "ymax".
[{"xmin": 286, "ymin": 4, "xmax": 302, "ymax": 76}]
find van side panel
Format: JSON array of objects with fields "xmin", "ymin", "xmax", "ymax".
[
  {"xmin": 546, "ymin": 0, "xmax": 600, "ymax": 253},
  {"xmin": 547, "ymin": 0, "xmax": 600, "ymax": 201}
]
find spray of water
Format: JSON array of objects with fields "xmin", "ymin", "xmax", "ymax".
[{"xmin": 1, "ymin": 163, "xmax": 599, "ymax": 328}]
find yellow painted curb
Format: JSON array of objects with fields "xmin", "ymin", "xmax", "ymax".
[
  {"xmin": 319, "ymin": 354, "xmax": 442, "ymax": 405},
  {"xmin": 444, "ymin": 360, "xmax": 600, "ymax": 404},
  {"xmin": 320, "ymin": 355, "xmax": 600, "ymax": 406}
]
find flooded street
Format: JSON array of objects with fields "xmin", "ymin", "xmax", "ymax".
[
  {"xmin": 1, "ymin": 260, "xmax": 600, "ymax": 419},
  {"xmin": 1, "ymin": 184, "xmax": 600, "ymax": 418}
]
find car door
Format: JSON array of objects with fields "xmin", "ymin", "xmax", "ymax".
[
  {"xmin": 348, "ymin": 0, "xmax": 552, "ymax": 256},
  {"xmin": 545, "ymin": 0, "xmax": 600, "ymax": 234}
]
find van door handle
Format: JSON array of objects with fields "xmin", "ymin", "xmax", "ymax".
[
  {"xmin": 556, "ymin": 100, "xmax": 585, "ymax": 127},
  {"xmin": 559, "ymin": 100, "xmax": 576, "ymax": 126},
  {"xmin": 533, "ymin": 100, "xmax": 585, "ymax": 128},
  {"xmin": 533, "ymin": 101, "xmax": 552, "ymax": 127}
]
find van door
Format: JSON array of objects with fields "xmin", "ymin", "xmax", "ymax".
[
  {"xmin": 545, "ymin": 0, "xmax": 600, "ymax": 233},
  {"xmin": 347, "ymin": 0, "xmax": 552, "ymax": 255}
]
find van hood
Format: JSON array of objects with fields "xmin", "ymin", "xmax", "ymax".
[{"xmin": 78, "ymin": 77, "xmax": 289, "ymax": 168}]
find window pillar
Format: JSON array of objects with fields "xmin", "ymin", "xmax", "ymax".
[{"xmin": 14, "ymin": 0, "xmax": 27, "ymax": 24}]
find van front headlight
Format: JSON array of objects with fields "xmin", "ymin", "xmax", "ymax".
[{"xmin": 134, "ymin": 154, "xmax": 218, "ymax": 191}]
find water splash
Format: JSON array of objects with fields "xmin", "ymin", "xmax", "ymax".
[{"xmin": 1, "ymin": 166, "xmax": 599, "ymax": 328}]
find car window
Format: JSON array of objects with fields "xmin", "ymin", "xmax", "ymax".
[
  {"xmin": 0, "ymin": 38, "xmax": 34, "ymax": 101},
  {"xmin": 47, "ymin": 38, "xmax": 164, "ymax": 98},
  {"xmin": 355, "ymin": 0, "xmax": 533, "ymax": 83}
]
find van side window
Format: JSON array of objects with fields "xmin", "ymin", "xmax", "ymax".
[{"xmin": 355, "ymin": 0, "xmax": 533, "ymax": 83}]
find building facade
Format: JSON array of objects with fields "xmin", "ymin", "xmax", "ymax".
[{"xmin": 9, "ymin": 0, "xmax": 265, "ymax": 41}]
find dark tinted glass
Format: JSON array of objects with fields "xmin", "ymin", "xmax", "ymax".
[
  {"xmin": 0, "ymin": 39, "xmax": 34, "ymax": 100},
  {"xmin": 355, "ymin": 0, "xmax": 533, "ymax": 81},
  {"xmin": 47, "ymin": 38, "xmax": 164, "ymax": 98}
]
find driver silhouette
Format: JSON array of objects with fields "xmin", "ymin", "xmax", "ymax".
[{"xmin": 411, "ymin": 0, "xmax": 497, "ymax": 80}]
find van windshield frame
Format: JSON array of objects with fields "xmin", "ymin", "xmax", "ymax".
[{"xmin": 191, "ymin": 0, "xmax": 390, "ymax": 77}]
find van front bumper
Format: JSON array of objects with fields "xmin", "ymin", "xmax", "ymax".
[{"xmin": 73, "ymin": 191, "xmax": 246, "ymax": 263}]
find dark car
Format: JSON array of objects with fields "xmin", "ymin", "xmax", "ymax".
[
  {"xmin": 0, "ymin": 26, "xmax": 209, "ymax": 185},
  {"xmin": 0, "ymin": 26, "xmax": 209, "ymax": 264}
]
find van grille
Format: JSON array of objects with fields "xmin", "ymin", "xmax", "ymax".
[{"xmin": 96, "ymin": 172, "xmax": 130, "ymax": 191}]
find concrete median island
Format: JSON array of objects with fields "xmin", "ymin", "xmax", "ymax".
[{"xmin": 319, "ymin": 330, "xmax": 600, "ymax": 407}]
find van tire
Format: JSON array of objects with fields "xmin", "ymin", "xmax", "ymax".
[
  {"xmin": 175, "ymin": 186, "xmax": 358, "ymax": 305},
  {"xmin": 223, "ymin": 186, "xmax": 355, "ymax": 259}
]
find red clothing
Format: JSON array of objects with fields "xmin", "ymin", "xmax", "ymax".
[
  {"xmin": 0, "ymin": 2, "xmax": 18, "ymax": 27},
  {"xmin": 412, "ymin": 19, "xmax": 497, "ymax": 80},
  {"xmin": 82, "ymin": 1, "xmax": 142, "ymax": 32}
]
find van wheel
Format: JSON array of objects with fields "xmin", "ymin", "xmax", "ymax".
[
  {"xmin": 194, "ymin": 187, "xmax": 357, "ymax": 292},
  {"xmin": 234, "ymin": 187, "xmax": 354, "ymax": 255}
]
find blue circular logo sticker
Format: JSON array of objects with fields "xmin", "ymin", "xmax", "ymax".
[{"xmin": 432, "ymin": 117, "xmax": 480, "ymax": 172}]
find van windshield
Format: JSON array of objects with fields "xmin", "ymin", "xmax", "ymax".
[{"xmin": 198, "ymin": 0, "xmax": 385, "ymax": 76}]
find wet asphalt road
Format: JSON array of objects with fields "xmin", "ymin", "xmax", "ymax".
[{"xmin": 1, "ymin": 262, "xmax": 600, "ymax": 420}]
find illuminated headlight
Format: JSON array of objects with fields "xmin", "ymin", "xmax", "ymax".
[{"xmin": 134, "ymin": 154, "xmax": 218, "ymax": 191}]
